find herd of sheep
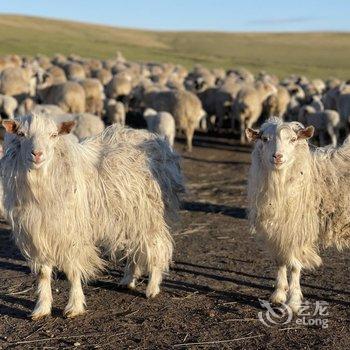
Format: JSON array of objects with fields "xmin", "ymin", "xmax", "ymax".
[
  {"xmin": 1, "ymin": 52, "xmax": 349, "ymax": 151},
  {"xmin": 0, "ymin": 52, "xmax": 349, "ymax": 320}
]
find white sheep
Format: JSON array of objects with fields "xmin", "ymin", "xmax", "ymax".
[
  {"xmin": 144, "ymin": 89, "xmax": 205, "ymax": 151},
  {"xmin": 298, "ymin": 106, "xmax": 340, "ymax": 146},
  {"xmin": 0, "ymin": 94, "xmax": 18, "ymax": 119},
  {"xmin": 246, "ymin": 117, "xmax": 350, "ymax": 313},
  {"xmin": 53, "ymin": 113, "xmax": 105, "ymax": 140},
  {"xmin": 143, "ymin": 108, "xmax": 176, "ymax": 148},
  {"xmin": 0, "ymin": 67, "xmax": 34, "ymax": 99},
  {"xmin": 1, "ymin": 113, "xmax": 184, "ymax": 319},
  {"xmin": 105, "ymin": 99, "xmax": 126, "ymax": 126},
  {"xmin": 32, "ymin": 104, "xmax": 65, "ymax": 116}
]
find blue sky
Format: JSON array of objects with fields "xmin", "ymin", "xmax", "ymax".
[{"xmin": 1, "ymin": 0, "xmax": 349, "ymax": 32}]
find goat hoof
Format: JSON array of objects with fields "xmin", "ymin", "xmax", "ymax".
[
  {"xmin": 287, "ymin": 299, "xmax": 302, "ymax": 315},
  {"xmin": 30, "ymin": 310, "xmax": 51, "ymax": 320},
  {"xmin": 118, "ymin": 278, "xmax": 136, "ymax": 290},
  {"xmin": 146, "ymin": 285, "xmax": 160, "ymax": 299},
  {"xmin": 63, "ymin": 306, "xmax": 85, "ymax": 318},
  {"xmin": 270, "ymin": 290, "xmax": 287, "ymax": 305},
  {"xmin": 288, "ymin": 302, "xmax": 301, "ymax": 315},
  {"xmin": 127, "ymin": 281, "xmax": 136, "ymax": 290}
]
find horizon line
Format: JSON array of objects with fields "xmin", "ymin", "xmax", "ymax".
[{"xmin": 1, "ymin": 13, "xmax": 350, "ymax": 34}]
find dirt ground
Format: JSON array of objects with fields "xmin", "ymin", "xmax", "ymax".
[{"xmin": 0, "ymin": 135, "xmax": 349, "ymax": 349}]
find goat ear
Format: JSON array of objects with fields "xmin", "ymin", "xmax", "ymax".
[
  {"xmin": 245, "ymin": 128, "xmax": 260, "ymax": 142},
  {"xmin": 58, "ymin": 121, "xmax": 75, "ymax": 135},
  {"xmin": 297, "ymin": 126, "xmax": 314, "ymax": 140},
  {"xmin": 2, "ymin": 120, "xmax": 19, "ymax": 134}
]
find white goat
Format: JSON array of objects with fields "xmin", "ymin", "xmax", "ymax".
[
  {"xmin": 143, "ymin": 108, "xmax": 176, "ymax": 148},
  {"xmin": 246, "ymin": 117, "xmax": 350, "ymax": 313},
  {"xmin": 1, "ymin": 113, "xmax": 184, "ymax": 319}
]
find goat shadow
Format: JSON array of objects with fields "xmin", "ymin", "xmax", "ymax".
[
  {"xmin": 173, "ymin": 261, "xmax": 350, "ymax": 307},
  {"xmin": 182, "ymin": 201, "xmax": 247, "ymax": 219},
  {"xmin": 182, "ymin": 155, "xmax": 250, "ymax": 166},
  {"xmin": 176, "ymin": 134, "xmax": 252, "ymax": 154}
]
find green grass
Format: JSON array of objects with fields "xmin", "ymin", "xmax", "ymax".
[{"xmin": 0, "ymin": 15, "xmax": 350, "ymax": 79}]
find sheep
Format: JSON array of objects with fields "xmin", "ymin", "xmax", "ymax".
[
  {"xmin": 336, "ymin": 84, "xmax": 350, "ymax": 132},
  {"xmin": 143, "ymin": 108, "xmax": 176, "ymax": 148},
  {"xmin": 227, "ymin": 67, "xmax": 254, "ymax": 83},
  {"xmin": 17, "ymin": 98, "xmax": 35, "ymax": 116},
  {"xmin": 105, "ymin": 99, "xmax": 126, "ymax": 126},
  {"xmin": 144, "ymin": 89, "xmax": 205, "ymax": 151},
  {"xmin": 198, "ymin": 77, "xmax": 244, "ymax": 129},
  {"xmin": 79, "ymin": 78, "xmax": 105, "ymax": 116},
  {"xmin": 0, "ymin": 67, "xmax": 33, "ymax": 100},
  {"xmin": 53, "ymin": 113, "xmax": 105, "ymax": 140},
  {"xmin": 184, "ymin": 66, "xmax": 216, "ymax": 93},
  {"xmin": 64, "ymin": 62, "xmax": 86, "ymax": 81},
  {"xmin": 311, "ymin": 79, "xmax": 326, "ymax": 95},
  {"xmin": 246, "ymin": 117, "xmax": 350, "ymax": 313},
  {"xmin": 37, "ymin": 79, "xmax": 86, "ymax": 113},
  {"xmin": 211, "ymin": 68, "xmax": 226, "ymax": 84},
  {"xmin": 0, "ymin": 55, "xmax": 21, "ymax": 72},
  {"xmin": 46, "ymin": 66, "xmax": 67, "ymax": 84},
  {"xmin": 51, "ymin": 53, "xmax": 67, "ymax": 66},
  {"xmin": 322, "ymin": 85, "xmax": 339, "ymax": 111},
  {"xmin": 263, "ymin": 86, "xmax": 290, "ymax": 119},
  {"xmin": 0, "ymin": 95, "xmax": 18, "ymax": 119},
  {"xmin": 87, "ymin": 58, "xmax": 103, "ymax": 74},
  {"xmin": 1, "ymin": 113, "xmax": 185, "ymax": 319},
  {"xmin": 106, "ymin": 72, "xmax": 133, "ymax": 100},
  {"xmin": 258, "ymin": 72, "xmax": 279, "ymax": 86},
  {"xmin": 198, "ymin": 88, "xmax": 232, "ymax": 128},
  {"xmin": 298, "ymin": 106, "xmax": 340, "ymax": 146},
  {"xmin": 326, "ymin": 78, "xmax": 341, "ymax": 91},
  {"xmin": 35, "ymin": 54, "xmax": 52, "ymax": 70},
  {"xmin": 92, "ymin": 68, "xmax": 113, "ymax": 86},
  {"xmin": 310, "ymin": 95, "xmax": 324, "ymax": 112},
  {"xmin": 166, "ymin": 66, "xmax": 187, "ymax": 89},
  {"xmin": 32, "ymin": 104, "xmax": 66, "ymax": 116},
  {"xmin": 233, "ymin": 81, "xmax": 277, "ymax": 143},
  {"xmin": 17, "ymin": 109, "xmax": 102, "ymax": 139},
  {"xmin": 16, "ymin": 99, "xmax": 65, "ymax": 117}
]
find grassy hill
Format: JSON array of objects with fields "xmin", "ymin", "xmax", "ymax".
[{"xmin": 0, "ymin": 15, "xmax": 349, "ymax": 79}]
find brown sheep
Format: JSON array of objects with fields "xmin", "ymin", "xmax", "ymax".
[
  {"xmin": 144, "ymin": 89, "xmax": 205, "ymax": 151},
  {"xmin": 264, "ymin": 86, "xmax": 291, "ymax": 119},
  {"xmin": 47, "ymin": 66, "xmax": 67, "ymax": 84},
  {"xmin": 0, "ymin": 67, "xmax": 36, "ymax": 101},
  {"xmin": 233, "ymin": 81, "xmax": 277, "ymax": 143},
  {"xmin": 64, "ymin": 62, "xmax": 86, "ymax": 81},
  {"xmin": 92, "ymin": 68, "xmax": 113, "ymax": 86},
  {"xmin": 106, "ymin": 72, "xmax": 133, "ymax": 99},
  {"xmin": 37, "ymin": 80, "xmax": 86, "ymax": 113},
  {"xmin": 80, "ymin": 78, "xmax": 104, "ymax": 116}
]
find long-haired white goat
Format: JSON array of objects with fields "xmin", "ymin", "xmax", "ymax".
[
  {"xmin": 1, "ymin": 113, "xmax": 184, "ymax": 319},
  {"xmin": 246, "ymin": 117, "xmax": 350, "ymax": 313}
]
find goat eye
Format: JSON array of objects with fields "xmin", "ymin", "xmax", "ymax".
[
  {"xmin": 17, "ymin": 131, "xmax": 25, "ymax": 137},
  {"xmin": 51, "ymin": 133, "xmax": 58, "ymax": 138},
  {"xmin": 291, "ymin": 137, "xmax": 297, "ymax": 143},
  {"xmin": 262, "ymin": 136, "xmax": 269, "ymax": 142}
]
